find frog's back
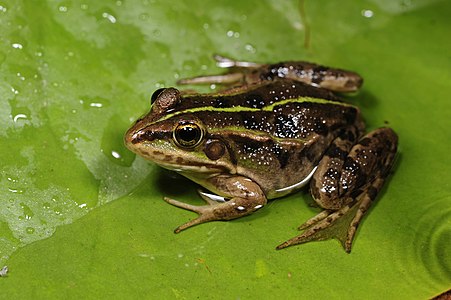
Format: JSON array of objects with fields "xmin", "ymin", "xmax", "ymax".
[{"xmin": 178, "ymin": 80, "xmax": 362, "ymax": 196}]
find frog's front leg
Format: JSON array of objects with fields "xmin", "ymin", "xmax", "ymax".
[
  {"xmin": 277, "ymin": 127, "xmax": 398, "ymax": 252},
  {"xmin": 164, "ymin": 175, "xmax": 267, "ymax": 233}
]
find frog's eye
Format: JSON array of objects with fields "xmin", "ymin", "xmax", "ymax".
[
  {"xmin": 150, "ymin": 88, "xmax": 166, "ymax": 104},
  {"xmin": 173, "ymin": 122, "xmax": 204, "ymax": 149}
]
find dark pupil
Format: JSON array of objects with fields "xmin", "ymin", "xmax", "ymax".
[{"xmin": 177, "ymin": 125, "xmax": 199, "ymax": 145}]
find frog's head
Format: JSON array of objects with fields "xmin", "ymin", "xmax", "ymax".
[{"xmin": 125, "ymin": 88, "xmax": 235, "ymax": 176}]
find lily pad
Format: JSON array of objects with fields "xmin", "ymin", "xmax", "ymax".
[{"xmin": 0, "ymin": 0, "xmax": 450, "ymax": 298}]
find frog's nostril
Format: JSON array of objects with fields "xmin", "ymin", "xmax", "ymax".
[
  {"xmin": 131, "ymin": 131, "xmax": 149, "ymax": 144},
  {"xmin": 350, "ymin": 75, "xmax": 364, "ymax": 89}
]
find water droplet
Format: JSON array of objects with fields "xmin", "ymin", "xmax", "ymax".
[
  {"xmin": 154, "ymin": 82, "xmax": 164, "ymax": 88},
  {"xmin": 16, "ymin": 72, "xmax": 25, "ymax": 81},
  {"xmin": 10, "ymin": 86, "xmax": 19, "ymax": 95},
  {"xmin": 244, "ymin": 44, "xmax": 256, "ymax": 53},
  {"xmin": 7, "ymin": 176, "xmax": 18, "ymax": 183},
  {"xmin": 139, "ymin": 13, "xmax": 149, "ymax": 20},
  {"xmin": 26, "ymin": 227, "xmax": 35, "ymax": 234},
  {"xmin": 361, "ymin": 9, "xmax": 374, "ymax": 18},
  {"xmin": 58, "ymin": 6, "xmax": 68, "ymax": 13},
  {"xmin": 8, "ymin": 188, "xmax": 23, "ymax": 194},
  {"xmin": 11, "ymin": 43, "xmax": 23, "ymax": 49},
  {"xmin": 89, "ymin": 102, "xmax": 103, "ymax": 108},
  {"xmin": 152, "ymin": 29, "xmax": 161, "ymax": 37},
  {"xmin": 20, "ymin": 203, "xmax": 34, "ymax": 220},
  {"xmin": 79, "ymin": 96, "xmax": 109, "ymax": 110},
  {"xmin": 226, "ymin": 30, "xmax": 240, "ymax": 38},
  {"xmin": 111, "ymin": 150, "xmax": 121, "ymax": 159},
  {"xmin": 13, "ymin": 113, "xmax": 28, "ymax": 123},
  {"xmin": 0, "ymin": 4, "xmax": 7, "ymax": 12},
  {"xmin": 102, "ymin": 12, "xmax": 117, "ymax": 23}
]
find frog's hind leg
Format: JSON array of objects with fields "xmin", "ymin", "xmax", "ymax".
[{"xmin": 277, "ymin": 127, "xmax": 398, "ymax": 252}]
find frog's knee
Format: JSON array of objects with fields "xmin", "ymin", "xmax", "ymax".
[{"xmin": 310, "ymin": 178, "xmax": 345, "ymax": 210}]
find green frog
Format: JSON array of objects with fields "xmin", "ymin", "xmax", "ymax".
[{"xmin": 124, "ymin": 55, "xmax": 398, "ymax": 253}]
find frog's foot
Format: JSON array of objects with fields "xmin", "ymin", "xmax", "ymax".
[
  {"xmin": 164, "ymin": 177, "xmax": 267, "ymax": 233},
  {"xmin": 164, "ymin": 196, "xmax": 222, "ymax": 233},
  {"xmin": 177, "ymin": 72, "xmax": 244, "ymax": 85},
  {"xmin": 212, "ymin": 54, "xmax": 262, "ymax": 68},
  {"xmin": 276, "ymin": 177, "xmax": 385, "ymax": 253},
  {"xmin": 177, "ymin": 55, "xmax": 263, "ymax": 86}
]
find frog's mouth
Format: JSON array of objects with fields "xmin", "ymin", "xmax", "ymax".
[{"xmin": 156, "ymin": 160, "xmax": 226, "ymax": 174}]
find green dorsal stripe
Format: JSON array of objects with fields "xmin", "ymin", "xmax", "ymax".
[{"xmin": 152, "ymin": 96, "xmax": 349, "ymax": 124}]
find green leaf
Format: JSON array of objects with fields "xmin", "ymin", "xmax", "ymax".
[{"xmin": 0, "ymin": 0, "xmax": 450, "ymax": 298}]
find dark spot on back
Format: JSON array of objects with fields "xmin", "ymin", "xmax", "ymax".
[
  {"xmin": 313, "ymin": 121, "xmax": 329, "ymax": 135},
  {"xmin": 327, "ymin": 144, "xmax": 348, "ymax": 160},
  {"xmin": 274, "ymin": 146, "xmax": 290, "ymax": 169},
  {"xmin": 244, "ymin": 93, "xmax": 265, "ymax": 109},
  {"xmin": 359, "ymin": 137, "xmax": 372, "ymax": 147},
  {"xmin": 339, "ymin": 129, "xmax": 356, "ymax": 142},
  {"xmin": 343, "ymin": 109, "xmax": 357, "ymax": 124},
  {"xmin": 325, "ymin": 168, "xmax": 341, "ymax": 181},
  {"xmin": 212, "ymin": 97, "xmax": 229, "ymax": 108}
]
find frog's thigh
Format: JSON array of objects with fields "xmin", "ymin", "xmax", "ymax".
[
  {"xmin": 310, "ymin": 127, "xmax": 358, "ymax": 209},
  {"xmin": 311, "ymin": 127, "xmax": 397, "ymax": 209}
]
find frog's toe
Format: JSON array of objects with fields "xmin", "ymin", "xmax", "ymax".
[
  {"xmin": 276, "ymin": 201, "xmax": 361, "ymax": 252},
  {"xmin": 297, "ymin": 209, "xmax": 333, "ymax": 230},
  {"xmin": 164, "ymin": 197, "xmax": 202, "ymax": 212},
  {"xmin": 164, "ymin": 197, "xmax": 219, "ymax": 233},
  {"xmin": 173, "ymin": 213, "xmax": 217, "ymax": 233}
]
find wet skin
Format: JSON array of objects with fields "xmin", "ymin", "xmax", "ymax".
[{"xmin": 125, "ymin": 56, "xmax": 398, "ymax": 252}]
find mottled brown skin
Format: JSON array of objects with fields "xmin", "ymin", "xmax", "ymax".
[{"xmin": 125, "ymin": 56, "xmax": 398, "ymax": 252}]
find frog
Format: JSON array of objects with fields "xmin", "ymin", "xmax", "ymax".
[{"xmin": 124, "ymin": 55, "xmax": 398, "ymax": 253}]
